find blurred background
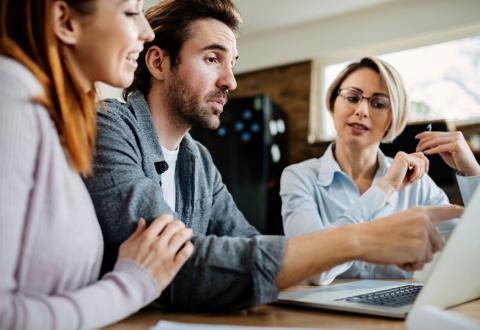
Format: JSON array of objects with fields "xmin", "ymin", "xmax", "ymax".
[{"xmin": 99, "ymin": 0, "xmax": 480, "ymax": 234}]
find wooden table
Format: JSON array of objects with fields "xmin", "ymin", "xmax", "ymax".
[{"xmin": 104, "ymin": 284, "xmax": 480, "ymax": 330}]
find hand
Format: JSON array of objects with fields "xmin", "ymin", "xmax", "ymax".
[
  {"xmin": 376, "ymin": 151, "xmax": 429, "ymax": 197},
  {"xmin": 118, "ymin": 214, "xmax": 194, "ymax": 291},
  {"xmin": 416, "ymin": 131, "xmax": 480, "ymax": 176},
  {"xmin": 354, "ymin": 205, "xmax": 463, "ymax": 271}
]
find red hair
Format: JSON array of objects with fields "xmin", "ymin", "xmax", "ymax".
[{"xmin": 0, "ymin": 0, "xmax": 97, "ymax": 176}]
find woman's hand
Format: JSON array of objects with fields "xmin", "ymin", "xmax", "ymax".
[
  {"xmin": 118, "ymin": 214, "xmax": 194, "ymax": 291},
  {"xmin": 376, "ymin": 151, "xmax": 429, "ymax": 197},
  {"xmin": 416, "ymin": 131, "xmax": 480, "ymax": 176}
]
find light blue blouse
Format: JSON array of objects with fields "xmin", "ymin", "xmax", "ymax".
[{"xmin": 280, "ymin": 144, "xmax": 480, "ymax": 285}]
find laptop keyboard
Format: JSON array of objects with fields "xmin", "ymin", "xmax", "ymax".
[{"xmin": 342, "ymin": 285, "xmax": 423, "ymax": 307}]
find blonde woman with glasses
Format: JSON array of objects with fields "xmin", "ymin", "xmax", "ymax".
[{"xmin": 281, "ymin": 57, "xmax": 480, "ymax": 285}]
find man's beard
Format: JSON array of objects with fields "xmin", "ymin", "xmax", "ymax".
[{"xmin": 166, "ymin": 73, "xmax": 227, "ymax": 130}]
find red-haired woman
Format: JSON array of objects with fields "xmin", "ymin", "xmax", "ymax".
[{"xmin": 0, "ymin": 0, "xmax": 194, "ymax": 328}]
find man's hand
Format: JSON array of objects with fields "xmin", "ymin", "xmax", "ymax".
[{"xmin": 352, "ymin": 205, "xmax": 463, "ymax": 271}]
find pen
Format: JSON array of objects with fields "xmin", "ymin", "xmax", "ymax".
[
  {"xmin": 414, "ymin": 123, "xmax": 433, "ymax": 164},
  {"xmin": 410, "ymin": 123, "xmax": 433, "ymax": 170}
]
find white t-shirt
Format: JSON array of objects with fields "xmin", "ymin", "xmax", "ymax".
[{"xmin": 160, "ymin": 145, "xmax": 179, "ymax": 211}]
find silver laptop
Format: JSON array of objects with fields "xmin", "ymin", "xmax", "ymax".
[{"xmin": 278, "ymin": 186, "xmax": 480, "ymax": 318}]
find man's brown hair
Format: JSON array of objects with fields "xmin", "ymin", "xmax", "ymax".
[{"xmin": 123, "ymin": 0, "xmax": 242, "ymax": 100}]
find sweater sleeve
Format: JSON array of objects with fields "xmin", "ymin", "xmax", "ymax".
[
  {"xmin": 0, "ymin": 63, "xmax": 160, "ymax": 330},
  {"xmin": 1, "ymin": 260, "xmax": 161, "ymax": 330}
]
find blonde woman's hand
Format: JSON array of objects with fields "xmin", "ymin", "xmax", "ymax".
[
  {"xmin": 376, "ymin": 151, "xmax": 429, "ymax": 197},
  {"xmin": 118, "ymin": 214, "xmax": 194, "ymax": 291},
  {"xmin": 416, "ymin": 131, "xmax": 480, "ymax": 176}
]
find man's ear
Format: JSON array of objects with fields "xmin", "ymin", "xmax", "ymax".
[
  {"xmin": 51, "ymin": 1, "xmax": 82, "ymax": 45},
  {"xmin": 145, "ymin": 46, "xmax": 170, "ymax": 81}
]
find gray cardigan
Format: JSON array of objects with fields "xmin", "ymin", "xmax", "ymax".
[{"xmin": 85, "ymin": 91, "xmax": 287, "ymax": 311}]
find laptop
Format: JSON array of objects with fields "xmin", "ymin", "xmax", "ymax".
[{"xmin": 277, "ymin": 185, "xmax": 480, "ymax": 318}]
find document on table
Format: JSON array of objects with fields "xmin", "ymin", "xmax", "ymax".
[{"xmin": 153, "ymin": 320, "xmax": 346, "ymax": 330}]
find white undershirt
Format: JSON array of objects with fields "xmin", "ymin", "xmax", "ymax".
[{"xmin": 160, "ymin": 145, "xmax": 179, "ymax": 211}]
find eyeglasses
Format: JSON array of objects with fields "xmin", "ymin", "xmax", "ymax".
[{"xmin": 337, "ymin": 87, "xmax": 390, "ymax": 113}]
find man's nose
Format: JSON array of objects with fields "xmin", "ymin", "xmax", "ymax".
[{"xmin": 218, "ymin": 65, "xmax": 237, "ymax": 92}]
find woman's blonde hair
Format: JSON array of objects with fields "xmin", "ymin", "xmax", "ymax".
[
  {"xmin": 0, "ymin": 0, "xmax": 97, "ymax": 176},
  {"xmin": 325, "ymin": 57, "xmax": 409, "ymax": 143}
]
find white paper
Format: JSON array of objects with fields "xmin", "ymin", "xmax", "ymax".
[{"xmin": 152, "ymin": 320, "xmax": 343, "ymax": 330}]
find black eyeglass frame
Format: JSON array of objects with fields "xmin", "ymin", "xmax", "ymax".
[{"xmin": 337, "ymin": 87, "xmax": 391, "ymax": 112}]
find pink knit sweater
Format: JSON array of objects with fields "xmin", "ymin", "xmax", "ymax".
[{"xmin": 0, "ymin": 56, "xmax": 160, "ymax": 329}]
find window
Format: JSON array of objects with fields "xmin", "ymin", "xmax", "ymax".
[{"xmin": 312, "ymin": 35, "xmax": 480, "ymax": 142}]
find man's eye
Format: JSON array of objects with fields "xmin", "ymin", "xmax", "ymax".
[{"xmin": 207, "ymin": 56, "xmax": 218, "ymax": 63}]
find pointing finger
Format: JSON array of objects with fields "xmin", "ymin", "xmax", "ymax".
[{"xmin": 423, "ymin": 205, "xmax": 464, "ymax": 225}]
